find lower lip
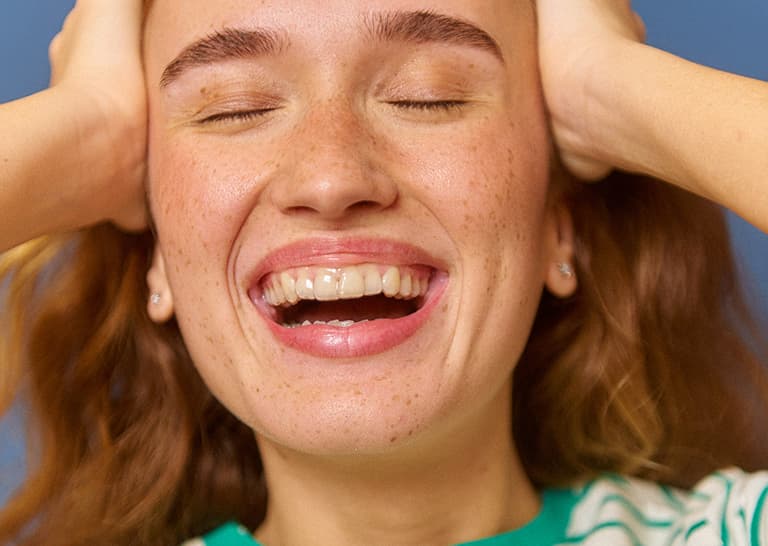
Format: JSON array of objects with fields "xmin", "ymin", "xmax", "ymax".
[{"xmin": 259, "ymin": 275, "xmax": 448, "ymax": 359}]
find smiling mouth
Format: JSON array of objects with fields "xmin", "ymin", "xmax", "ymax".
[{"xmin": 260, "ymin": 263, "xmax": 433, "ymax": 328}]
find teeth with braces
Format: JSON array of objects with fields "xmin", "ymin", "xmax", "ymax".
[{"xmin": 262, "ymin": 264, "xmax": 431, "ymax": 307}]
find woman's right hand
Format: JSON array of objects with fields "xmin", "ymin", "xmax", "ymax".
[{"xmin": 48, "ymin": 0, "xmax": 148, "ymax": 231}]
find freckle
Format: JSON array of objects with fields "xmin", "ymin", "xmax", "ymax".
[
  {"xmin": 407, "ymin": 429, "xmax": 414, "ymax": 436},
  {"xmin": 390, "ymin": 436, "xmax": 397, "ymax": 443},
  {"xmin": 354, "ymin": 390, "xmax": 362, "ymax": 396},
  {"xmin": 406, "ymin": 398, "xmax": 412, "ymax": 406},
  {"xmin": 392, "ymin": 395, "xmax": 400, "ymax": 402}
]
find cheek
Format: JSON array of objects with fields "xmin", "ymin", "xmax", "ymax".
[
  {"xmin": 400, "ymin": 112, "xmax": 550, "ymax": 254},
  {"xmin": 399, "ymin": 96, "xmax": 551, "ymax": 392},
  {"xmin": 150, "ymin": 137, "xmax": 256, "ymax": 252},
  {"xmin": 148, "ymin": 135, "xmax": 266, "ymax": 392}
]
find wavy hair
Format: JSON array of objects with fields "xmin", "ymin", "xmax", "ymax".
[{"xmin": 1, "ymin": 172, "xmax": 766, "ymax": 545}]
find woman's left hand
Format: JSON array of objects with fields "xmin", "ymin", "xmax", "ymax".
[{"xmin": 536, "ymin": 0, "xmax": 646, "ymax": 181}]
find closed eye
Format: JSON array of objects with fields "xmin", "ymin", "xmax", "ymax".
[
  {"xmin": 389, "ymin": 100, "xmax": 466, "ymax": 112},
  {"xmin": 198, "ymin": 108, "xmax": 279, "ymax": 125}
]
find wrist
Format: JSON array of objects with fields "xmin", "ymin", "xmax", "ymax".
[
  {"xmin": 563, "ymin": 40, "xmax": 650, "ymax": 169},
  {"xmin": 573, "ymin": 42, "xmax": 693, "ymax": 183}
]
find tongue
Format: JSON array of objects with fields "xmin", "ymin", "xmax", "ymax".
[{"xmin": 284, "ymin": 295, "xmax": 418, "ymax": 324}]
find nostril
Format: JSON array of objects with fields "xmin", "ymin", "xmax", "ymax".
[
  {"xmin": 283, "ymin": 199, "xmax": 390, "ymax": 220},
  {"xmin": 270, "ymin": 161, "xmax": 399, "ymax": 220},
  {"xmin": 284, "ymin": 205, "xmax": 321, "ymax": 216},
  {"xmin": 350, "ymin": 200, "xmax": 385, "ymax": 212}
]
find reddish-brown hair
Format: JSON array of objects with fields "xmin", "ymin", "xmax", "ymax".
[{"xmin": 1, "ymin": 172, "xmax": 766, "ymax": 545}]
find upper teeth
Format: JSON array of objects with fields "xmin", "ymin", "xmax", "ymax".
[{"xmin": 262, "ymin": 264, "xmax": 431, "ymax": 307}]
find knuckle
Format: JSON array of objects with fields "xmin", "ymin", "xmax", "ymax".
[{"xmin": 48, "ymin": 34, "xmax": 62, "ymax": 58}]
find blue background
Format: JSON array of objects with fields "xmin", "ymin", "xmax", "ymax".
[{"xmin": 1, "ymin": 1, "xmax": 767, "ymax": 506}]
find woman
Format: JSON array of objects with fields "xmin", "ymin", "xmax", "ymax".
[{"xmin": 0, "ymin": 0, "xmax": 767, "ymax": 545}]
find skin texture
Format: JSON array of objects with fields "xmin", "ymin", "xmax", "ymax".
[{"xmin": 144, "ymin": 0, "xmax": 575, "ymax": 543}]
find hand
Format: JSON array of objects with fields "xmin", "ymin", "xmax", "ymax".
[
  {"xmin": 48, "ymin": 0, "xmax": 148, "ymax": 231},
  {"xmin": 536, "ymin": 0, "xmax": 646, "ymax": 181}
]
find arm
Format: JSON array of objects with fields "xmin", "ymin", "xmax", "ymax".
[
  {"xmin": 0, "ymin": 0, "xmax": 147, "ymax": 253},
  {"xmin": 537, "ymin": 0, "xmax": 768, "ymax": 233}
]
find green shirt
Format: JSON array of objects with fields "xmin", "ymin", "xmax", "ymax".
[{"xmin": 184, "ymin": 468, "xmax": 768, "ymax": 545}]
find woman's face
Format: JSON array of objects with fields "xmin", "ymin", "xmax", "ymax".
[{"xmin": 144, "ymin": 0, "xmax": 571, "ymax": 454}]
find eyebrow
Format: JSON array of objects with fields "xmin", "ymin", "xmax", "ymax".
[
  {"xmin": 364, "ymin": 10, "xmax": 504, "ymax": 63},
  {"xmin": 160, "ymin": 28, "xmax": 288, "ymax": 88},
  {"xmin": 159, "ymin": 10, "xmax": 504, "ymax": 89}
]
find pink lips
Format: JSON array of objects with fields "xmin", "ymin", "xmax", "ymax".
[{"xmin": 247, "ymin": 238, "xmax": 449, "ymax": 358}]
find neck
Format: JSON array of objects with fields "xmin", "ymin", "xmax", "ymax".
[{"xmin": 254, "ymin": 384, "xmax": 539, "ymax": 546}]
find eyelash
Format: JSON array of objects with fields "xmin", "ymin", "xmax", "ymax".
[
  {"xmin": 198, "ymin": 109, "xmax": 276, "ymax": 125},
  {"xmin": 197, "ymin": 100, "xmax": 467, "ymax": 125},
  {"xmin": 389, "ymin": 100, "xmax": 466, "ymax": 112}
]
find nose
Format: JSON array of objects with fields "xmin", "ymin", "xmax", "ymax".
[{"xmin": 269, "ymin": 102, "xmax": 398, "ymax": 223}]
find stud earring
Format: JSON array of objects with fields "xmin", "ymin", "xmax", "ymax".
[
  {"xmin": 557, "ymin": 262, "xmax": 575, "ymax": 279},
  {"xmin": 150, "ymin": 292, "xmax": 162, "ymax": 305}
]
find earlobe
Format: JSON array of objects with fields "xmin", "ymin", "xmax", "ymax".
[
  {"xmin": 544, "ymin": 204, "xmax": 578, "ymax": 298},
  {"xmin": 146, "ymin": 244, "xmax": 175, "ymax": 323}
]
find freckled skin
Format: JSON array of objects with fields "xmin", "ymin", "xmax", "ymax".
[{"xmin": 143, "ymin": 0, "xmax": 563, "ymax": 458}]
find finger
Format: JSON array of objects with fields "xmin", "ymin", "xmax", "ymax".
[
  {"xmin": 560, "ymin": 152, "xmax": 613, "ymax": 182},
  {"xmin": 633, "ymin": 12, "xmax": 647, "ymax": 42},
  {"xmin": 48, "ymin": 32, "xmax": 62, "ymax": 62},
  {"xmin": 114, "ymin": 204, "xmax": 150, "ymax": 233}
]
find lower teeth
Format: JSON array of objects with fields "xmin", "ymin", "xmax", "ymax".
[{"xmin": 284, "ymin": 319, "xmax": 369, "ymax": 329}]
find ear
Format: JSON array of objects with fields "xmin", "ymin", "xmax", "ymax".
[
  {"xmin": 146, "ymin": 243, "xmax": 175, "ymax": 323},
  {"xmin": 543, "ymin": 203, "xmax": 578, "ymax": 298}
]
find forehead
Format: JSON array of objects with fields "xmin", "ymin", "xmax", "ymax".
[{"xmin": 144, "ymin": 0, "xmax": 530, "ymax": 68}]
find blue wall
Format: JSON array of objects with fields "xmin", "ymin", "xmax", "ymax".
[{"xmin": 1, "ymin": 0, "xmax": 767, "ymax": 506}]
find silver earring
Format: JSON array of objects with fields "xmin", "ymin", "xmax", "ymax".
[
  {"xmin": 557, "ymin": 262, "xmax": 575, "ymax": 279},
  {"xmin": 150, "ymin": 292, "xmax": 162, "ymax": 305}
]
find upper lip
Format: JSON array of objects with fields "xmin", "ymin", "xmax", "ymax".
[{"xmin": 246, "ymin": 237, "xmax": 449, "ymax": 292}]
